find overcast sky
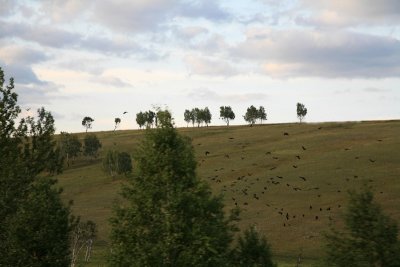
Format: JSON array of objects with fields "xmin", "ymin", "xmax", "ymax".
[{"xmin": 1, "ymin": 0, "xmax": 399, "ymax": 132}]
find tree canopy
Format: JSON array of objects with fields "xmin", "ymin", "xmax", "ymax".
[
  {"xmin": 82, "ymin": 116, "xmax": 94, "ymax": 132},
  {"xmin": 296, "ymin": 103, "xmax": 307, "ymax": 123},
  {"xmin": 324, "ymin": 186, "xmax": 400, "ymax": 267},
  {"xmin": 0, "ymin": 67, "xmax": 71, "ymax": 266},
  {"xmin": 109, "ymin": 120, "xmax": 239, "ymax": 266},
  {"xmin": 220, "ymin": 106, "xmax": 235, "ymax": 126}
]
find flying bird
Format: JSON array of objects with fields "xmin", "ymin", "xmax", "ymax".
[{"xmin": 123, "ymin": 111, "xmax": 128, "ymax": 114}]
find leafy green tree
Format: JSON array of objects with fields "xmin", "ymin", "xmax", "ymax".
[
  {"xmin": 156, "ymin": 109, "xmax": 173, "ymax": 128},
  {"xmin": 144, "ymin": 110, "xmax": 156, "ymax": 128},
  {"xmin": 70, "ymin": 219, "xmax": 97, "ymax": 266},
  {"xmin": 59, "ymin": 132, "xmax": 82, "ymax": 166},
  {"xmin": 220, "ymin": 106, "xmax": 235, "ymax": 126},
  {"xmin": 117, "ymin": 152, "xmax": 132, "ymax": 175},
  {"xmin": 232, "ymin": 226, "xmax": 276, "ymax": 267},
  {"xmin": 243, "ymin": 105, "xmax": 258, "ymax": 126},
  {"xmin": 136, "ymin": 112, "xmax": 146, "ymax": 129},
  {"xmin": 258, "ymin": 106, "xmax": 267, "ymax": 124},
  {"xmin": 296, "ymin": 103, "xmax": 307, "ymax": 123},
  {"xmin": 3, "ymin": 178, "xmax": 71, "ymax": 267},
  {"xmin": 0, "ymin": 66, "xmax": 72, "ymax": 266},
  {"xmin": 83, "ymin": 133, "xmax": 102, "ymax": 159},
  {"xmin": 194, "ymin": 107, "xmax": 202, "ymax": 127},
  {"xmin": 114, "ymin": 117, "xmax": 121, "ymax": 131},
  {"xmin": 324, "ymin": 186, "xmax": 400, "ymax": 267},
  {"xmin": 203, "ymin": 107, "xmax": 212, "ymax": 127},
  {"xmin": 109, "ymin": 122, "xmax": 239, "ymax": 267},
  {"xmin": 184, "ymin": 109, "xmax": 191, "ymax": 127},
  {"xmin": 82, "ymin": 116, "xmax": 94, "ymax": 132},
  {"xmin": 103, "ymin": 150, "xmax": 119, "ymax": 177}
]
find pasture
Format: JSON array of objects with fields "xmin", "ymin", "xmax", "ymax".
[{"xmin": 56, "ymin": 120, "xmax": 400, "ymax": 266}]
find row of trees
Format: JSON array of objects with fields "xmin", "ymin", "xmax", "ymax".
[
  {"xmin": 82, "ymin": 103, "xmax": 308, "ymax": 132},
  {"xmin": 59, "ymin": 132, "xmax": 102, "ymax": 165},
  {"xmin": 183, "ymin": 107, "xmax": 212, "ymax": 127}
]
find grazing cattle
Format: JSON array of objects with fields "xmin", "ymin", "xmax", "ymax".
[{"xmin": 284, "ymin": 132, "xmax": 289, "ymax": 136}]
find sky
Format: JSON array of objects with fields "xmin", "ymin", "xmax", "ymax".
[{"xmin": 1, "ymin": 0, "xmax": 399, "ymax": 133}]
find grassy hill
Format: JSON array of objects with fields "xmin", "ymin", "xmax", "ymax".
[{"xmin": 56, "ymin": 120, "xmax": 400, "ymax": 266}]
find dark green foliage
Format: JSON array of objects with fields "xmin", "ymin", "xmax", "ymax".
[
  {"xmin": 70, "ymin": 218, "xmax": 97, "ymax": 266},
  {"xmin": 82, "ymin": 116, "xmax": 94, "ymax": 132},
  {"xmin": 156, "ymin": 109, "xmax": 173, "ymax": 128},
  {"xmin": 59, "ymin": 132, "xmax": 82, "ymax": 166},
  {"xmin": 0, "ymin": 67, "xmax": 71, "ymax": 266},
  {"xmin": 3, "ymin": 178, "xmax": 71, "ymax": 267},
  {"xmin": 324, "ymin": 186, "xmax": 400, "ymax": 267},
  {"xmin": 243, "ymin": 105, "xmax": 258, "ymax": 126},
  {"xmin": 103, "ymin": 150, "xmax": 119, "ymax": 177},
  {"xmin": 109, "ymin": 123, "xmax": 239, "ymax": 266},
  {"xmin": 184, "ymin": 109, "xmax": 192, "ymax": 127},
  {"xmin": 114, "ymin": 117, "xmax": 121, "ymax": 131},
  {"xmin": 117, "ymin": 152, "xmax": 132, "ymax": 175},
  {"xmin": 136, "ymin": 111, "xmax": 146, "ymax": 129},
  {"xmin": 220, "ymin": 106, "xmax": 235, "ymax": 126},
  {"xmin": 232, "ymin": 226, "xmax": 276, "ymax": 267},
  {"xmin": 258, "ymin": 106, "xmax": 267, "ymax": 124},
  {"xmin": 83, "ymin": 133, "xmax": 102, "ymax": 159},
  {"xmin": 136, "ymin": 110, "xmax": 156, "ymax": 128},
  {"xmin": 103, "ymin": 150, "xmax": 132, "ymax": 177},
  {"xmin": 296, "ymin": 103, "xmax": 307, "ymax": 123}
]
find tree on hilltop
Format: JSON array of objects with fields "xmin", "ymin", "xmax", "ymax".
[
  {"xmin": 296, "ymin": 103, "xmax": 307, "ymax": 123},
  {"xmin": 82, "ymin": 116, "xmax": 94, "ymax": 132},
  {"xmin": 258, "ymin": 106, "xmax": 267, "ymax": 124},
  {"xmin": 220, "ymin": 106, "xmax": 235, "ymax": 126},
  {"xmin": 114, "ymin": 117, "xmax": 121, "ymax": 132},
  {"xmin": 243, "ymin": 105, "xmax": 258, "ymax": 126}
]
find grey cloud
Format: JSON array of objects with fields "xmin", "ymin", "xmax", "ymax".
[
  {"xmin": 0, "ymin": 20, "xmax": 161, "ymax": 59},
  {"xmin": 184, "ymin": 55, "xmax": 239, "ymax": 77},
  {"xmin": 299, "ymin": 0, "xmax": 400, "ymax": 27},
  {"xmin": 173, "ymin": 26, "xmax": 209, "ymax": 40},
  {"xmin": 92, "ymin": 0, "xmax": 231, "ymax": 33},
  {"xmin": 89, "ymin": 75, "xmax": 132, "ymax": 88},
  {"xmin": 188, "ymin": 88, "xmax": 268, "ymax": 103},
  {"xmin": 232, "ymin": 29, "xmax": 400, "ymax": 78}
]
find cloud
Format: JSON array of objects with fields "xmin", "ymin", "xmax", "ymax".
[
  {"xmin": 0, "ymin": 0, "xmax": 15, "ymax": 16},
  {"xmin": 173, "ymin": 26, "xmax": 209, "ymax": 40},
  {"xmin": 184, "ymin": 55, "xmax": 239, "ymax": 77},
  {"xmin": 188, "ymin": 88, "xmax": 268, "ymax": 102},
  {"xmin": 232, "ymin": 28, "xmax": 400, "ymax": 78},
  {"xmin": 89, "ymin": 75, "xmax": 132, "ymax": 88},
  {"xmin": 298, "ymin": 0, "xmax": 400, "ymax": 27},
  {"xmin": 91, "ymin": 0, "xmax": 230, "ymax": 33}
]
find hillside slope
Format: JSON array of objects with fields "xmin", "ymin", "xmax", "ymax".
[{"xmin": 56, "ymin": 120, "xmax": 400, "ymax": 264}]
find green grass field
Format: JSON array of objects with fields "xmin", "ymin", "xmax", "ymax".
[{"xmin": 56, "ymin": 120, "xmax": 400, "ymax": 266}]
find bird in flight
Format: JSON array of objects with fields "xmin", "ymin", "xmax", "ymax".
[{"xmin": 123, "ymin": 111, "xmax": 128, "ymax": 114}]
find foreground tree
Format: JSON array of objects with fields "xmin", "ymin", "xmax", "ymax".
[
  {"xmin": 109, "ymin": 117, "xmax": 239, "ymax": 266},
  {"xmin": 232, "ymin": 226, "xmax": 276, "ymax": 267},
  {"xmin": 82, "ymin": 116, "xmax": 94, "ymax": 132},
  {"xmin": 296, "ymin": 103, "xmax": 307, "ymax": 123},
  {"xmin": 220, "ymin": 106, "xmax": 235, "ymax": 126},
  {"xmin": 0, "ymin": 67, "xmax": 71, "ymax": 266},
  {"xmin": 324, "ymin": 186, "xmax": 400, "ymax": 267},
  {"xmin": 3, "ymin": 178, "xmax": 71, "ymax": 267}
]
